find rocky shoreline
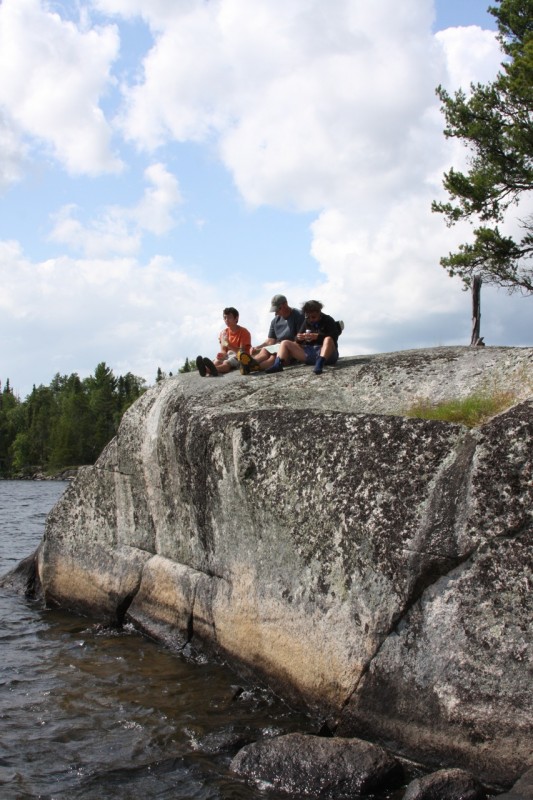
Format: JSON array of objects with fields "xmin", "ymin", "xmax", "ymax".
[
  {"xmin": 4, "ymin": 346, "xmax": 532, "ymax": 797},
  {"xmin": 4, "ymin": 469, "xmax": 78, "ymax": 481}
]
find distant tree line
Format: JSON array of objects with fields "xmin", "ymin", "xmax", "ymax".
[
  {"xmin": 0, "ymin": 363, "xmax": 147, "ymax": 477},
  {"xmin": 156, "ymin": 357, "xmax": 195, "ymax": 382}
]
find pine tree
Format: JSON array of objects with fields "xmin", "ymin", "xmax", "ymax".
[
  {"xmin": 0, "ymin": 380, "xmax": 20, "ymax": 476},
  {"xmin": 432, "ymin": 0, "xmax": 533, "ymax": 293},
  {"xmin": 178, "ymin": 357, "xmax": 194, "ymax": 373},
  {"xmin": 5, "ymin": 365, "xmax": 148, "ymax": 475},
  {"xmin": 86, "ymin": 363, "xmax": 118, "ymax": 459},
  {"xmin": 49, "ymin": 375, "xmax": 94, "ymax": 469}
]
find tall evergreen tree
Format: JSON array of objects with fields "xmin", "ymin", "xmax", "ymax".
[
  {"xmin": 0, "ymin": 381, "xmax": 20, "ymax": 476},
  {"xmin": 85, "ymin": 362, "xmax": 118, "ymax": 458},
  {"xmin": 432, "ymin": 0, "xmax": 533, "ymax": 293},
  {"xmin": 4, "ymin": 364, "xmax": 147, "ymax": 475},
  {"xmin": 117, "ymin": 372, "xmax": 147, "ymax": 415},
  {"xmin": 178, "ymin": 358, "xmax": 194, "ymax": 373},
  {"xmin": 49, "ymin": 374, "xmax": 94, "ymax": 469},
  {"xmin": 12, "ymin": 385, "xmax": 59, "ymax": 471}
]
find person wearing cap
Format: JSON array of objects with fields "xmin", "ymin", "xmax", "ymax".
[
  {"xmin": 264, "ymin": 299, "xmax": 339, "ymax": 375},
  {"xmin": 238, "ymin": 294, "xmax": 304, "ymax": 374}
]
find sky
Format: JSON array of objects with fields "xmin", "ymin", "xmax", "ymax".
[{"xmin": 1, "ymin": 0, "xmax": 530, "ymax": 399}]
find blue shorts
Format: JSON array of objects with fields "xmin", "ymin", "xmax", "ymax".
[{"xmin": 303, "ymin": 344, "xmax": 339, "ymax": 366}]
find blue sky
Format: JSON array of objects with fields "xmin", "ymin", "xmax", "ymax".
[{"xmin": 1, "ymin": 0, "xmax": 530, "ymax": 399}]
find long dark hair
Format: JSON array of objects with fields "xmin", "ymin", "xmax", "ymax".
[{"xmin": 301, "ymin": 300, "xmax": 323, "ymax": 315}]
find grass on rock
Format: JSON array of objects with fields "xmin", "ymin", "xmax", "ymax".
[{"xmin": 404, "ymin": 391, "xmax": 516, "ymax": 428}]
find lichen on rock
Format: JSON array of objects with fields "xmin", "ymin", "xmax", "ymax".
[{"xmin": 26, "ymin": 346, "xmax": 533, "ymax": 786}]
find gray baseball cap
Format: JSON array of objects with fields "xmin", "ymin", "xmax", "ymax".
[{"xmin": 270, "ymin": 294, "xmax": 287, "ymax": 312}]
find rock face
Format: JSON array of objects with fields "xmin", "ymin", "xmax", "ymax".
[{"xmin": 34, "ymin": 346, "xmax": 533, "ymax": 786}]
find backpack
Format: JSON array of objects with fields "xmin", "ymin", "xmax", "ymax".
[{"xmin": 336, "ymin": 320, "xmax": 344, "ymax": 337}]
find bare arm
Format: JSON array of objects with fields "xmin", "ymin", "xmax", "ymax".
[{"xmin": 252, "ymin": 337, "xmax": 276, "ymax": 353}]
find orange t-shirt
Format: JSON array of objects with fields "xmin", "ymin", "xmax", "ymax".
[{"xmin": 219, "ymin": 326, "xmax": 251, "ymax": 355}]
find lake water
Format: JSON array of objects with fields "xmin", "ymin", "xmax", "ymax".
[{"xmin": 0, "ymin": 480, "xmax": 411, "ymax": 800}]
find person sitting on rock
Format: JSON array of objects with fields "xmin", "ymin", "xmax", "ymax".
[
  {"xmin": 238, "ymin": 294, "xmax": 304, "ymax": 374},
  {"xmin": 196, "ymin": 307, "xmax": 252, "ymax": 377},
  {"xmin": 265, "ymin": 300, "xmax": 339, "ymax": 375}
]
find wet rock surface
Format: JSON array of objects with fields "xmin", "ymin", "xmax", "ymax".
[
  {"xmin": 230, "ymin": 732, "xmax": 403, "ymax": 798},
  {"xmin": 402, "ymin": 768, "xmax": 486, "ymax": 800},
  {"xmin": 494, "ymin": 767, "xmax": 533, "ymax": 799},
  {"xmin": 27, "ymin": 346, "xmax": 533, "ymax": 786}
]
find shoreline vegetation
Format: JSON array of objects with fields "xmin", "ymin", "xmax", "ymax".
[
  {"xmin": 0, "ymin": 360, "xmax": 198, "ymax": 480},
  {"xmin": 0, "ymin": 363, "xmax": 148, "ymax": 480}
]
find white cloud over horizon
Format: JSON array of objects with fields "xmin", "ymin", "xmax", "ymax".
[{"xmin": 0, "ymin": 0, "xmax": 530, "ymax": 399}]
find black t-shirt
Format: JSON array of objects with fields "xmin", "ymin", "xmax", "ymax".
[{"xmin": 298, "ymin": 313, "xmax": 339, "ymax": 346}]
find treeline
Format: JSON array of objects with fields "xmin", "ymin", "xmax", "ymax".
[{"xmin": 0, "ymin": 363, "xmax": 147, "ymax": 477}]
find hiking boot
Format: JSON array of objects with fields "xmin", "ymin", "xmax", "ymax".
[
  {"xmin": 203, "ymin": 357, "xmax": 219, "ymax": 376},
  {"xmin": 196, "ymin": 355, "xmax": 207, "ymax": 377},
  {"xmin": 238, "ymin": 351, "xmax": 261, "ymax": 375}
]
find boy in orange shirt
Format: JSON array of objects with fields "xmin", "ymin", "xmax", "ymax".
[{"xmin": 196, "ymin": 307, "xmax": 252, "ymax": 376}]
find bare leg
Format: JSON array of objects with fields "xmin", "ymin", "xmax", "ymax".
[
  {"xmin": 265, "ymin": 341, "xmax": 306, "ymax": 373},
  {"xmin": 252, "ymin": 348, "xmax": 273, "ymax": 364},
  {"xmin": 213, "ymin": 360, "xmax": 232, "ymax": 374},
  {"xmin": 320, "ymin": 337, "xmax": 336, "ymax": 359}
]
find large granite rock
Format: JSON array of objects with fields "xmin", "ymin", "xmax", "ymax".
[{"xmin": 32, "ymin": 346, "xmax": 533, "ymax": 786}]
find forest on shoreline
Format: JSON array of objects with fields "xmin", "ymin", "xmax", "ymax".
[{"xmin": 0, "ymin": 362, "xmax": 193, "ymax": 478}]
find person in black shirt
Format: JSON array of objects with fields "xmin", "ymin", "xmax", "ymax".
[{"xmin": 265, "ymin": 300, "xmax": 339, "ymax": 375}]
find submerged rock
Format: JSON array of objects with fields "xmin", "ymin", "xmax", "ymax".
[
  {"xmin": 230, "ymin": 732, "xmax": 403, "ymax": 797},
  {"xmin": 192, "ymin": 727, "xmax": 255, "ymax": 756},
  {"xmin": 494, "ymin": 767, "xmax": 533, "ymax": 800},
  {"xmin": 402, "ymin": 767, "xmax": 485, "ymax": 799}
]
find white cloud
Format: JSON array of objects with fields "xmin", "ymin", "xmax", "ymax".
[
  {"xmin": 115, "ymin": 0, "xmax": 446, "ymax": 212},
  {"xmin": 48, "ymin": 204, "xmax": 141, "ymax": 258},
  {"xmin": 0, "ymin": 243, "xmax": 224, "ymax": 396},
  {"xmin": 0, "ymin": 0, "xmax": 122, "ymax": 176},
  {"xmin": 307, "ymin": 199, "xmax": 472, "ymax": 352},
  {"xmin": 1, "ymin": 0, "xmax": 529, "ymax": 400},
  {"xmin": 135, "ymin": 162, "xmax": 183, "ymax": 234},
  {"xmin": 436, "ymin": 25, "xmax": 503, "ymax": 90},
  {"xmin": 93, "ymin": 0, "xmax": 186, "ymax": 28},
  {"xmin": 110, "ymin": 0, "xmax": 500, "ymax": 233},
  {"xmin": 0, "ymin": 114, "xmax": 27, "ymax": 191},
  {"xmin": 48, "ymin": 163, "xmax": 182, "ymax": 256}
]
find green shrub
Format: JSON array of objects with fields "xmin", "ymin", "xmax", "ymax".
[{"xmin": 404, "ymin": 391, "xmax": 515, "ymax": 428}]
